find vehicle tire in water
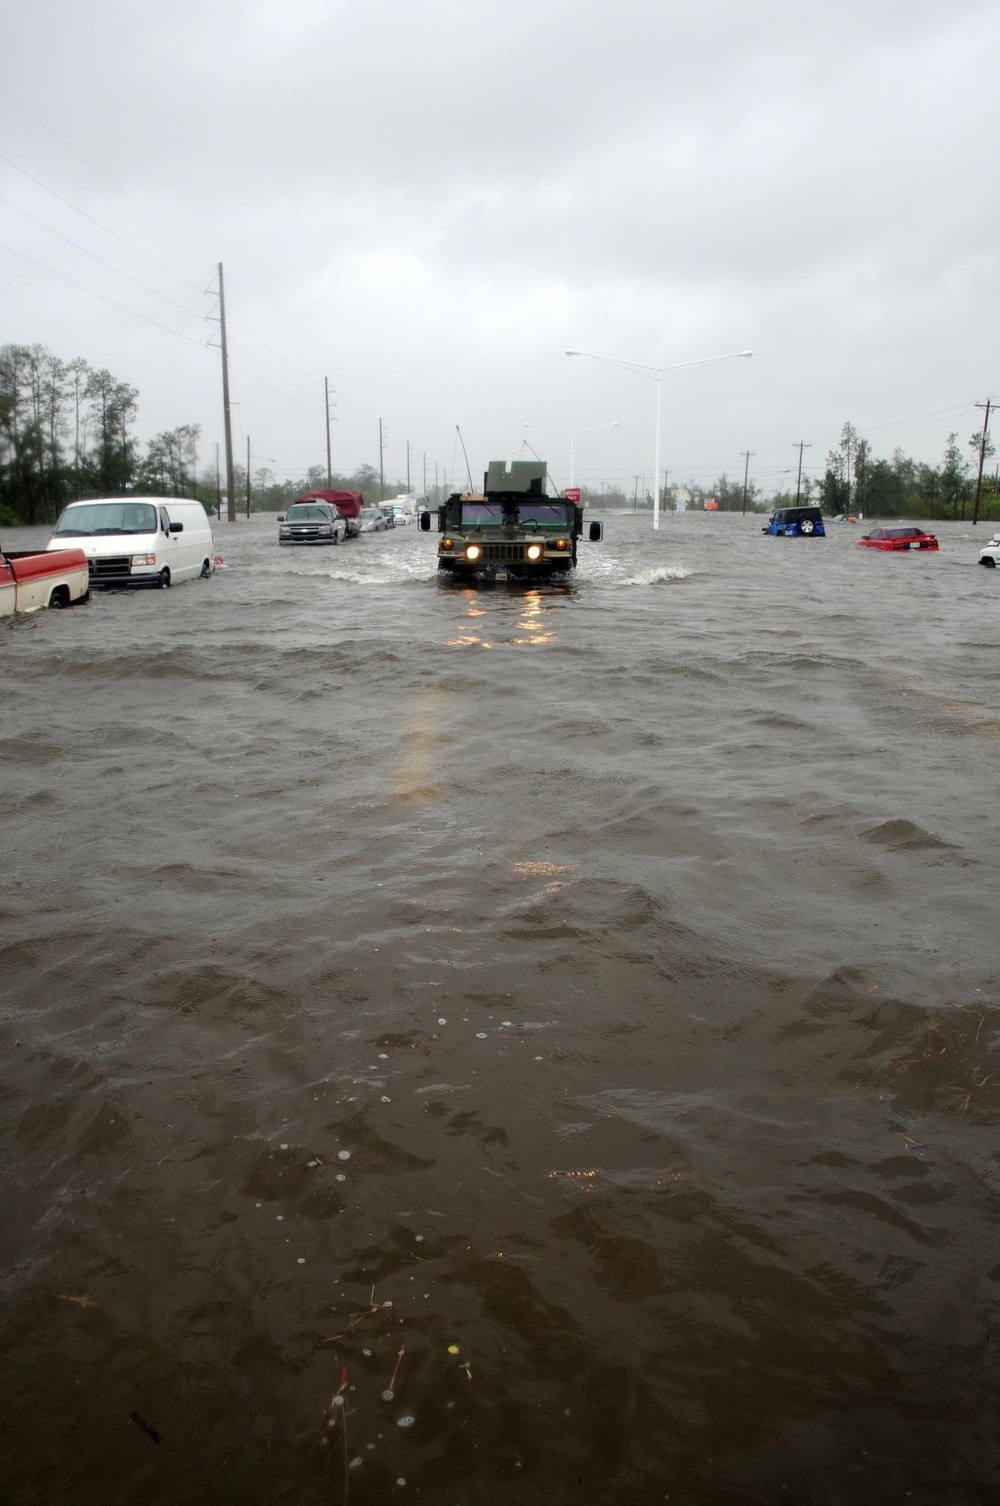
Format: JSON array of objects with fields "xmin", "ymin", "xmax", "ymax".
[
  {"xmin": 980, "ymin": 556, "xmax": 996, "ymax": 567},
  {"xmin": 800, "ymin": 519, "xmax": 815, "ymax": 535},
  {"xmin": 47, "ymin": 587, "xmax": 68, "ymax": 609},
  {"xmin": 200, "ymin": 558, "xmax": 211, "ymax": 577},
  {"xmin": 158, "ymin": 569, "xmax": 171, "ymax": 588}
]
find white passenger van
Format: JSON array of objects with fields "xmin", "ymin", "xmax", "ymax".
[{"xmin": 47, "ymin": 497, "xmax": 216, "ymax": 589}]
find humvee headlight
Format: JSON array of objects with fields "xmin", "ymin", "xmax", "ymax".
[
  {"xmin": 441, "ymin": 537, "xmax": 454, "ymax": 551},
  {"xmin": 465, "ymin": 544, "xmax": 481, "ymax": 562},
  {"xmin": 554, "ymin": 538, "xmax": 568, "ymax": 551},
  {"xmin": 526, "ymin": 544, "xmax": 543, "ymax": 561}
]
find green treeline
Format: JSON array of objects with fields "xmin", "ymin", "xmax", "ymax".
[
  {"xmin": 580, "ymin": 420, "xmax": 998, "ymax": 519},
  {"xmin": 3, "ymin": 344, "xmax": 996, "ymax": 526},
  {"xmin": 0, "ymin": 343, "xmax": 410, "ymax": 527}
]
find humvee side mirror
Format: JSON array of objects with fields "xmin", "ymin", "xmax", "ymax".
[
  {"xmin": 588, "ymin": 521, "xmax": 603, "ymax": 542},
  {"xmin": 419, "ymin": 512, "xmax": 431, "ymax": 532}
]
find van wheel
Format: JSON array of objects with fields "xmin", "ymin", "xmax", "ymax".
[
  {"xmin": 200, "ymin": 558, "xmax": 211, "ymax": 577},
  {"xmin": 158, "ymin": 568, "xmax": 171, "ymax": 588}
]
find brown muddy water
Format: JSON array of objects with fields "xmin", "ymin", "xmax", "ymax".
[{"xmin": 2, "ymin": 510, "xmax": 1000, "ymax": 1505}]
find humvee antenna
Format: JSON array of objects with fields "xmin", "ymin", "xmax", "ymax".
[{"xmin": 455, "ymin": 426, "xmax": 474, "ymax": 491}]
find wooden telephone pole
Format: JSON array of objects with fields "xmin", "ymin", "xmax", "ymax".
[
  {"xmin": 793, "ymin": 441, "xmax": 812, "ymax": 505},
  {"xmin": 216, "ymin": 263, "xmax": 236, "ymax": 522},
  {"xmin": 741, "ymin": 450, "xmax": 755, "ymax": 515},
  {"xmin": 325, "ymin": 378, "xmax": 334, "ymax": 488},
  {"xmin": 971, "ymin": 400, "xmax": 994, "ymax": 526}
]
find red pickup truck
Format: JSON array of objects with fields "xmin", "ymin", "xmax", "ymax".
[{"xmin": 0, "ymin": 546, "xmax": 90, "ymax": 616}]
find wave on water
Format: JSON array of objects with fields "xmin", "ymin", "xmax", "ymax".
[
  {"xmin": 286, "ymin": 565, "xmax": 438, "ymax": 586},
  {"xmin": 612, "ymin": 563, "xmax": 691, "ymax": 586}
]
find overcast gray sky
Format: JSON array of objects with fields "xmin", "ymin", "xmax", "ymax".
[{"xmin": 2, "ymin": 0, "xmax": 997, "ymax": 497}]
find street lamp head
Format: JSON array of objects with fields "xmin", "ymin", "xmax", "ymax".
[
  {"xmin": 565, "ymin": 350, "xmax": 579, "ymax": 357},
  {"xmin": 738, "ymin": 350, "xmax": 753, "ymax": 359}
]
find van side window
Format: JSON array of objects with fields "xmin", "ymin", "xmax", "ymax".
[{"xmin": 160, "ymin": 509, "xmax": 171, "ymax": 533}]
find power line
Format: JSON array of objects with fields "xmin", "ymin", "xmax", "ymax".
[
  {"xmin": 1, "ymin": 145, "xmax": 333, "ymax": 405},
  {"xmin": 8, "ymin": 93, "xmax": 210, "ymax": 267},
  {"xmin": 0, "ymin": 239, "xmax": 209, "ymax": 347},
  {"xmin": 0, "ymin": 192, "xmax": 207, "ymax": 323},
  {"xmin": 0, "ymin": 148, "xmax": 205, "ymax": 293}
]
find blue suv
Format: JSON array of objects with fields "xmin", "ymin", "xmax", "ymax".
[{"xmin": 763, "ymin": 506, "xmax": 825, "ymax": 537}]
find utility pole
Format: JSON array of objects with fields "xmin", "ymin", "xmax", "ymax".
[
  {"xmin": 741, "ymin": 450, "xmax": 755, "ymax": 515},
  {"xmin": 793, "ymin": 441, "xmax": 812, "ymax": 505},
  {"xmin": 378, "ymin": 418, "xmax": 385, "ymax": 501},
  {"xmin": 972, "ymin": 399, "xmax": 994, "ymax": 526},
  {"xmin": 216, "ymin": 262, "xmax": 236, "ymax": 522},
  {"xmin": 633, "ymin": 475, "xmax": 639, "ymax": 511},
  {"xmin": 215, "ymin": 443, "xmax": 221, "ymax": 519},
  {"xmin": 246, "ymin": 435, "xmax": 251, "ymax": 519},
  {"xmin": 324, "ymin": 378, "xmax": 334, "ymax": 488}
]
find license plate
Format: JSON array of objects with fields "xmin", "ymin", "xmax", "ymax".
[{"xmin": 494, "ymin": 568, "xmax": 508, "ymax": 582}]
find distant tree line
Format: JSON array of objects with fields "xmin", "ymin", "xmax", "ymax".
[
  {"xmin": 615, "ymin": 420, "xmax": 997, "ymax": 521},
  {"xmin": 0, "ymin": 343, "xmax": 421, "ymax": 527},
  {"xmin": 5, "ymin": 344, "xmax": 996, "ymax": 526}
]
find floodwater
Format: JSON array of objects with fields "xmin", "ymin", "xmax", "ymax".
[{"xmin": 3, "ymin": 510, "xmax": 1000, "ymax": 1505}]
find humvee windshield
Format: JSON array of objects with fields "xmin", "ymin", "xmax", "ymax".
[{"xmin": 460, "ymin": 501, "xmax": 570, "ymax": 527}]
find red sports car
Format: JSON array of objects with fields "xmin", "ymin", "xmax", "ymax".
[{"xmin": 857, "ymin": 525, "xmax": 939, "ymax": 552}]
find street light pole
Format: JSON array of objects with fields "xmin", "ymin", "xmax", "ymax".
[
  {"xmin": 565, "ymin": 349, "xmax": 752, "ymax": 529},
  {"xmin": 524, "ymin": 419, "xmax": 619, "ymax": 492}
]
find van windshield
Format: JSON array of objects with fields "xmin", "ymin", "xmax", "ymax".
[{"xmin": 53, "ymin": 502, "xmax": 158, "ymax": 537}]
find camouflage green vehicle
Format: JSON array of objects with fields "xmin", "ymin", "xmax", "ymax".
[{"xmin": 419, "ymin": 460, "xmax": 603, "ymax": 581}]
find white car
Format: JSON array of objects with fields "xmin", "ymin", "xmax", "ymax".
[{"xmin": 978, "ymin": 534, "xmax": 1000, "ymax": 567}]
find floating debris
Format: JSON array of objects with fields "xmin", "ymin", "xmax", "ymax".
[
  {"xmin": 387, "ymin": 1346, "xmax": 405, "ymax": 1393},
  {"xmin": 129, "ymin": 1411, "xmax": 162, "ymax": 1444},
  {"xmin": 396, "ymin": 1414, "xmax": 416, "ymax": 1429}
]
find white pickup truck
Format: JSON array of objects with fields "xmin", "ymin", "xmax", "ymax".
[{"xmin": 0, "ymin": 546, "xmax": 90, "ymax": 615}]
